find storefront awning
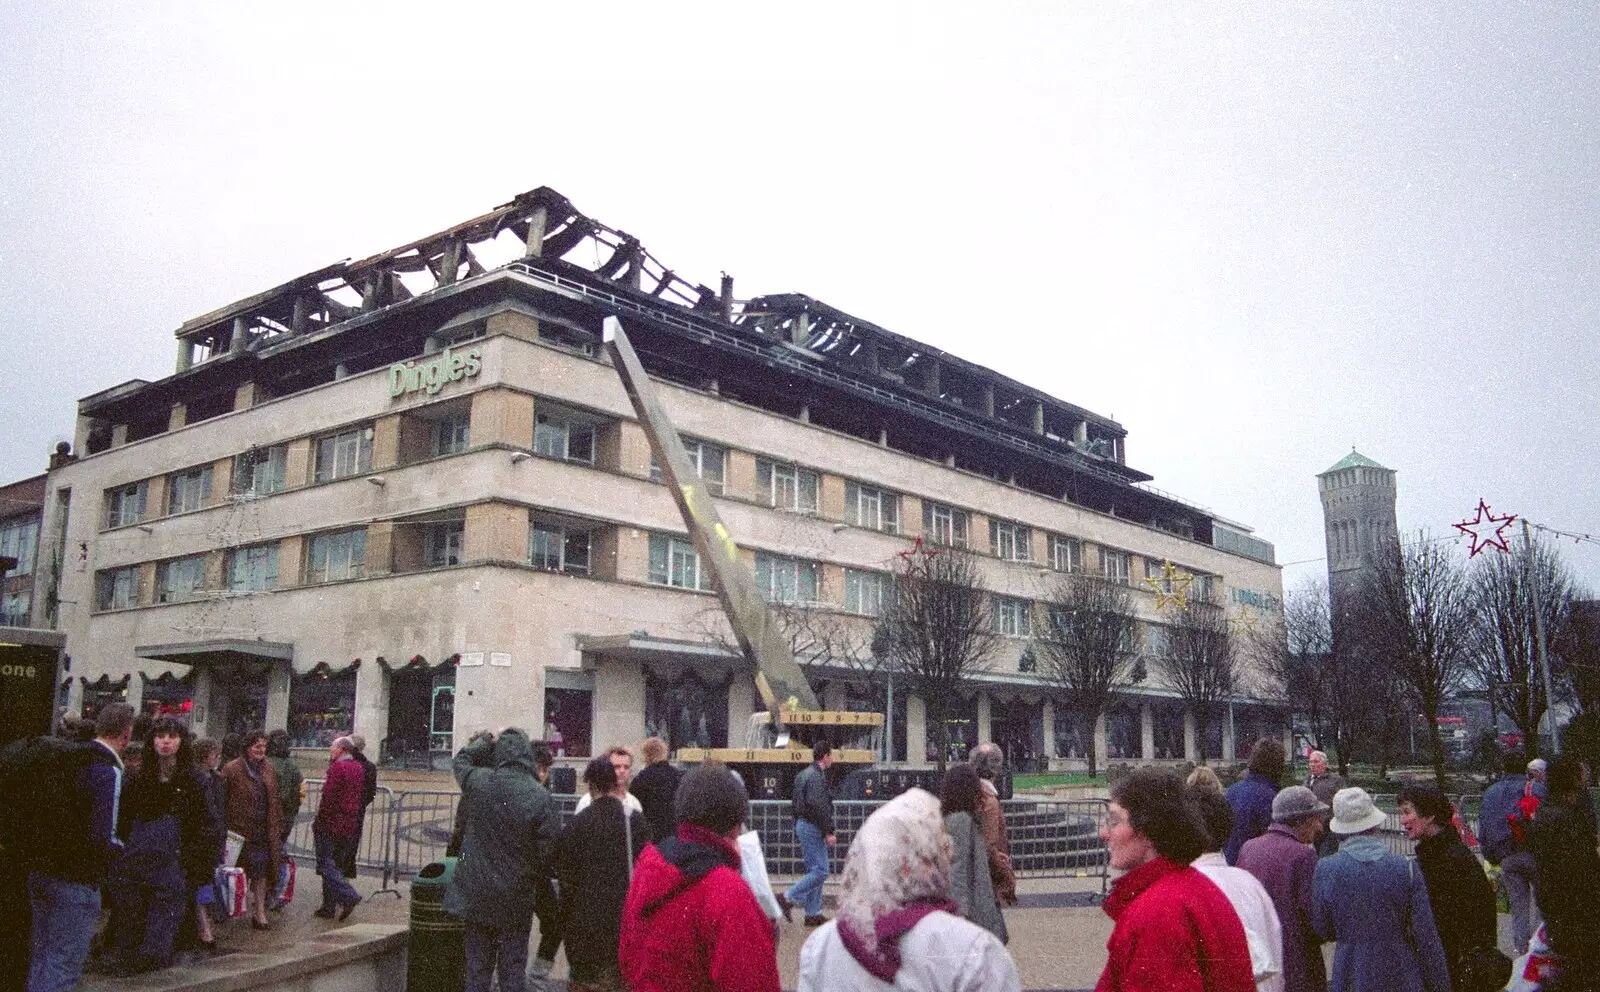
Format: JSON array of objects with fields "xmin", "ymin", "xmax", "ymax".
[
  {"xmin": 575, "ymin": 633, "xmax": 740, "ymax": 682},
  {"xmin": 134, "ymin": 639, "xmax": 293, "ymax": 679}
]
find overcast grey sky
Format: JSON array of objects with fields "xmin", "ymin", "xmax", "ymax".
[{"xmin": 3, "ymin": 2, "xmax": 1596, "ymax": 592}]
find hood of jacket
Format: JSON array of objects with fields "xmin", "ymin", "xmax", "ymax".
[
  {"xmin": 491, "ymin": 728, "xmax": 537, "ymax": 773},
  {"xmin": 630, "ymin": 823, "xmax": 740, "ymax": 918}
]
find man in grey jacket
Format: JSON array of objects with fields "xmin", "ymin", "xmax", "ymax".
[
  {"xmin": 782, "ymin": 742, "xmax": 835, "ymax": 927},
  {"xmin": 447, "ymin": 728, "xmax": 560, "ymax": 992}
]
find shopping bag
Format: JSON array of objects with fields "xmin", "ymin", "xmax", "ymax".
[
  {"xmin": 214, "ymin": 865, "xmax": 247, "ymax": 919},
  {"xmin": 274, "ymin": 859, "xmax": 296, "ymax": 905}
]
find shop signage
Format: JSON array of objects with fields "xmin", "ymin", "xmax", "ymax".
[
  {"xmin": 389, "ymin": 346, "xmax": 483, "ymax": 398},
  {"xmin": 1231, "ymin": 588, "xmax": 1282, "ymax": 613}
]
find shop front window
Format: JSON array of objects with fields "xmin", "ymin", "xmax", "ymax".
[
  {"xmin": 1106, "ymin": 703, "xmax": 1139, "ymax": 759},
  {"xmin": 644, "ymin": 670, "xmax": 729, "ymax": 752},
  {"xmin": 1153, "ymin": 701, "xmax": 1186, "ymax": 760},
  {"xmin": 386, "ymin": 664, "xmax": 456, "ymax": 767},
  {"xmin": 991, "ymin": 698, "xmax": 1045, "ymax": 772},
  {"xmin": 141, "ymin": 673, "xmax": 195, "ymax": 722},
  {"xmin": 80, "ymin": 677, "xmax": 130, "ymax": 722},
  {"xmin": 289, "ymin": 668, "xmax": 356, "ymax": 747},
  {"xmin": 1200, "ymin": 705, "xmax": 1224, "ymax": 760},
  {"xmin": 1053, "ymin": 713, "xmax": 1087, "ymax": 760},
  {"xmin": 927, "ymin": 694, "xmax": 978, "ymax": 765},
  {"xmin": 544, "ymin": 687, "xmax": 593, "ymax": 759}
]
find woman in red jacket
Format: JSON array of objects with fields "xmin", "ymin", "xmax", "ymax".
[
  {"xmin": 311, "ymin": 737, "xmax": 364, "ymax": 920},
  {"xmin": 1096, "ymin": 768, "xmax": 1255, "ymax": 992}
]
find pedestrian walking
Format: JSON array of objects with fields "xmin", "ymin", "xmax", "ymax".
[
  {"xmin": 969, "ymin": 742, "xmax": 1019, "ymax": 908},
  {"xmin": 631, "ymin": 737, "xmax": 682, "ymax": 845},
  {"xmin": 310, "ymin": 737, "xmax": 364, "ymax": 921},
  {"xmin": 782, "ymin": 742, "xmax": 836, "ymax": 927},
  {"xmin": 1529, "ymin": 756, "xmax": 1600, "ymax": 991},
  {"xmin": 797, "ymin": 787, "xmax": 1021, "ymax": 992},
  {"xmin": 620, "ymin": 765, "xmax": 781, "ymax": 992},
  {"xmin": 1302, "ymin": 752, "xmax": 1342, "ymax": 857},
  {"xmin": 1237, "ymin": 786, "xmax": 1330, "ymax": 992},
  {"xmin": 105, "ymin": 717, "xmax": 219, "ymax": 976},
  {"xmin": 1311, "ymin": 787, "xmax": 1450, "ymax": 992},
  {"xmin": 939, "ymin": 763, "xmax": 1008, "ymax": 944},
  {"xmin": 1478, "ymin": 752, "xmax": 1543, "ymax": 955},
  {"xmin": 1187, "ymin": 778, "xmax": 1285, "ymax": 992},
  {"xmin": 1225, "ymin": 739, "xmax": 1285, "ymax": 864},
  {"xmin": 1096, "ymin": 767, "xmax": 1255, "ymax": 992},
  {"xmin": 1397, "ymin": 784, "xmax": 1500, "ymax": 992},
  {"xmin": 341, "ymin": 734, "xmax": 377, "ymax": 879},
  {"xmin": 221, "ymin": 730, "xmax": 283, "ymax": 930},
  {"xmin": 447, "ymin": 727, "xmax": 559, "ymax": 992},
  {"xmin": 188, "ymin": 736, "xmax": 226, "ymax": 954},
  {"xmin": 555, "ymin": 755, "xmax": 650, "ymax": 992},
  {"xmin": 264, "ymin": 730, "xmax": 302, "ymax": 909}
]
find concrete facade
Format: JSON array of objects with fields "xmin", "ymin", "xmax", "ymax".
[{"xmin": 28, "ymin": 188, "xmax": 1288, "ymax": 771}]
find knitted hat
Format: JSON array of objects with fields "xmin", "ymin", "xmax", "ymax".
[{"xmin": 1271, "ymin": 785, "xmax": 1329, "ymax": 822}]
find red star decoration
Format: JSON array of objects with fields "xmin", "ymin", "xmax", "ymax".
[
  {"xmin": 1454, "ymin": 499, "xmax": 1517, "ymax": 557},
  {"xmin": 897, "ymin": 536, "xmax": 942, "ymax": 571}
]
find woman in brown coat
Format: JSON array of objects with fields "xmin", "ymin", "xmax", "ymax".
[{"xmin": 221, "ymin": 730, "xmax": 283, "ymax": 929}]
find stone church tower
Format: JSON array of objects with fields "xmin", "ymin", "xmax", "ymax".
[{"xmin": 1317, "ymin": 450, "xmax": 1398, "ymax": 644}]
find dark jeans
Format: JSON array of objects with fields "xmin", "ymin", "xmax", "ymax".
[
  {"xmin": 534, "ymin": 876, "xmax": 561, "ymax": 963},
  {"xmin": 314, "ymin": 830, "xmax": 360, "ymax": 910},
  {"xmin": 464, "ymin": 916, "xmax": 532, "ymax": 992}
]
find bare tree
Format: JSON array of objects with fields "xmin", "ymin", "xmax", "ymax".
[
  {"xmin": 874, "ymin": 546, "xmax": 999, "ymax": 771},
  {"xmin": 1356, "ymin": 533, "xmax": 1474, "ymax": 787},
  {"xmin": 1154, "ymin": 600, "xmax": 1237, "ymax": 766},
  {"xmin": 1036, "ymin": 574, "xmax": 1141, "ymax": 776},
  {"xmin": 1466, "ymin": 539, "xmax": 1573, "ymax": 758}
]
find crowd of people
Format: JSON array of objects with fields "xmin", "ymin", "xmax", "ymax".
[{"xmin": 0, "ymin": 705, "xmax": 382, "ymax": 992}]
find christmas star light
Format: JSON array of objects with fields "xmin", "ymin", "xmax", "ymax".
[
  {"xmin": 1453, "ymin": 499, "xmax": 1517, "ymax": 557},
  {"xmin": 1143, "ymin": 559, "xmax": 1193, "ymax": 610},
  {"xmin": 1228, "ymin": 607, "xmax": 1259, "ymax": 634}
]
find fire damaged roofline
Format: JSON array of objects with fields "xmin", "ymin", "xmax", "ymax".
[{"xmin": 76, "ymin": 185, "xmax": 1270, "ymax": 556}]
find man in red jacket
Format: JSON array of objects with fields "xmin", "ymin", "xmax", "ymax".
[
  {"xmin": 620, "ymin": 766, "xmax": 781, "ymax": 992},
  {"xmin": 312, "ymin": 737, "xmax": 363, "ymax": 920},
  {"xmin": 1096, "ymin": 767, "xmax": 1255, "ymax": 992}
]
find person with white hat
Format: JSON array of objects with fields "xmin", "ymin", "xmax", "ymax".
[{"xmin": 1310, "ymin": 787, "xmax": 1450, "ymax": 992}]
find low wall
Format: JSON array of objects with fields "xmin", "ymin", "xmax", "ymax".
[{"xmin": 83, "ymin": 923, "xmax": 406, "ymax": 992}]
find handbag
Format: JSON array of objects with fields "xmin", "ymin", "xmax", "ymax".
[{"xmin": 1455, "ymin": 946, "xmax": 1512, "ymax": 992}]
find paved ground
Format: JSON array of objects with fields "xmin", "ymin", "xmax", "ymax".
[{"xmin": 80, "ymin": 867, "xmax": 1524, "ymax": 992}]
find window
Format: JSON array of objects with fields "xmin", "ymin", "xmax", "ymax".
[
  {"xmin": 1145, "ymin": 623, "xmax": 1171, "ymax": 657},
  {"xmin": 167, "ymin": 465, "xmax": 213, "ymax": 514},
  {"xmin": 228, "ymin": 543, "xmax": 279, "ymax": 592},
  {"xmin": 754, "ymin": 554, "xmax": 820, "ymax": 604},
  {"xmin": 1100, "ymin": 548, "xmax": 1131, "ymax": 585},
  {"xmin": 424, "ymin": 522, "xmax": 465, "ymax": 567},
  {"xmin": 1047, "ymin": 534, "xmax": 1082, "ymax": 573},
  {"xmin": 990, "ymin": 520, "xmax": 1032, "ymax": 561},
  {"xmin": 648, "ymin": 534, "xmax": 711, "ymax": 591},
  {"xmin": 157, "ymin": 555, "xmax": 206, "ymax": 603},
  {"xmin": 534, "ymin": 413, "xmax": 595, "ymax": 463},
  {"xmin": 1192, "ymin": 574, "xmax": 1215, "ymax": 603},
  {"xmin": 530, "ymin": 522, "xmax": 591, "ymax": 575},
  {"xmin": 922, "ymin": 501, "xmax": 969, "ymax": 548},
  {"xmin": 307, "ymin": 529, "xmax": 368, "ymax": 583},
  {"xmin": 845, "ymin": 569, "xmax": 888, "ymax": 616},
  {"xmin": 845, "ymin": 482, "xmax": 900, "ymax": 533},
  {"xmin": 651, "ymin": 437, "xmax": 726, "ymax": 496},
  {"xmin": 433, "ymin": 413, "xmax": 471, "ymax": 456},
  {"xmin": 97, "ymin": 566, "xmax": 140, "ymax": 610},
  {"xmin": 994, "ymin": 596, "xmax": 1033, "ymax": 637},
  {"xmin": 0, "ymin": 589, "xmax": 29, "ymax": 626},
  {"xmin": 0, "ymin": 517, "xmax": 39, "ymax": 575},
  {"xmin": 105, "ymin": 481, "xmax": 148, "ymax": 528},
  {"xmin": 758, "ymin": 460, "xmax": 819, "ymax": 513},
  {"xmin": 314, "ymin": 426, "xmax": 374, "ymax": 482},
  {"xmin": 234, "ymin": 446, "xmax": 287, "ymax": 496}
]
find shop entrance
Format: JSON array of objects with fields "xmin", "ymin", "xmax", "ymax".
[{"xmin": 385, "ymin": 660, "xmax": 456, "ymax": 769}]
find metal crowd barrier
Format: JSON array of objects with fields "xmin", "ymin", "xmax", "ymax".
[{"xmin": 287, "ymin": 783, "xmax": 1111, "ymax": 893}]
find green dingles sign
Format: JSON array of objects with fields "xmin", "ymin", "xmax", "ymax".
[{"xmin": 389, "ymin": 346, "xmax": 483, "ymax": 398}]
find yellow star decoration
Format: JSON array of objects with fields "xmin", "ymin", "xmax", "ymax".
[
  {"xmin": 1228, "ymin": 607, "xmax": 1259, "ymax": 634},
  {"xmin": 1144, "ymin": 560, "xmax": 1193, "ymax": 610}
]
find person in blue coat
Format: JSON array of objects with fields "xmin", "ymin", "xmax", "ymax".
[
  {"xmin": 1312, "ymin": 787, "xmax": 1450, "ymax": 992},
  {"xmin": 1224, "ymin": 739, "xmax": 1284, "ymax": 864}
]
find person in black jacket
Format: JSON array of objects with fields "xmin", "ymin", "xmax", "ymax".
[
  {"xmin": 782, "ymin": 741, "xmax": 835, "ymax": 927},
  {"xmin": 1398, "ymin": 784, "xmax": 1497, "ymax": 992},
  {"xmin": 630, "ymin": 737, "xmax": 682, "ymax": 848},
  {"xmin": 1531, "ymin": 757, "xmax": 1600, "ymax": 991},
  {"xmin": 553, "ymin": 755, "xmax": 649, "ymax": 991},
  {"xmin": 106, "ymin": 717, "xmax": 221, "ymax": 976}
]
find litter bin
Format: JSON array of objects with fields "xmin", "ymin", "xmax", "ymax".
[{"xmin": 407, "ymin": 857, "xmax": 463, "ymax": 992}]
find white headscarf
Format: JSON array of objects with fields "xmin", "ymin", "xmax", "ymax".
[{"xmin": 836, "ymin": 788, "xmax": 953, "ymax": 957}]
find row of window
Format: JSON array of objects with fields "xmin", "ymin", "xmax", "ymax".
[{"xmin": 0, "ymin": 516, "xmax": 39, "ymax": 576}]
